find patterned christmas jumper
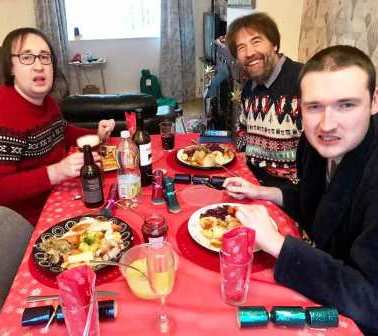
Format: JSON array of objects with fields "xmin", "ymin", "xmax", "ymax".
[
  {"xmin": 0, "ymin": 86, "xmax": 92, "ymax": 225},
  {"xmin": 236, "ymin": 56, "xmax": 303, "ymax": 185}
]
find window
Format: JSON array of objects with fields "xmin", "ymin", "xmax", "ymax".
[{"xmin": 65, "ymin": 0, "xmax": 161, "ymax": 40}]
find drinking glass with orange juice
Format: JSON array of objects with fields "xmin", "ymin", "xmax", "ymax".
[{"xmin": 120, "ymin": 242, "xmax": 177, "ymax": 332}]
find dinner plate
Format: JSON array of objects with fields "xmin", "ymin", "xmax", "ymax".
[
  {"xmin": 187, "ymin": 203, "xmax": 276, "ymax": 253},
  {"xmin": 176, "ymin": 144, "xmax": 235, "ymax": 170},
  {"xmin": 32, "ymin": 214, "xmax": 133, "ymax": 274}
]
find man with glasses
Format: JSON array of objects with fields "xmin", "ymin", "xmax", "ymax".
[
  {"xmin": 0, "ymin": 28, "xmax": 115, "ymax": 225},
  {"xmin": 12, "ymin": 53, "xmax": 53, "ymax": 66}
]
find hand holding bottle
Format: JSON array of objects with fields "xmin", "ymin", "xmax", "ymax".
[
  {"xmin": 97, "ymin": 119, "xmax": 115, "ymax": 142},
  {"xmin": 47, "ymin": 151, "xmax": 101, "ymax": 185}
]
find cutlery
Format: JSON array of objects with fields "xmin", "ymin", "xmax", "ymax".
[
  {"xmin": 25, "ymin": 289, "xmax": 118, "ymax": 303},
  {"xmin": 214, "ymin": 163, "xmax": 240, "ymax": 178},
  {"xmin": 88, "ymin": 260, "xmax": 148, "ymax": 279},
  {"xmin": 100, "ymin": 183, "xmax": 118, "ymax": 218},
  {"xmin": 41, "ymin": 305, "xmax": 58, "ymax": 334}
]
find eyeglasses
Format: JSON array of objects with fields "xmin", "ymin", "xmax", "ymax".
[{"xmin": 11, "ymin": 53, "xmax": 52, "ymax": 65}]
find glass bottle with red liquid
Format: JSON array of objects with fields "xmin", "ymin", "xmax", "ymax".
[{"xmin": 142, "ymin": 214, "xmax": 168, "ymax": 244}]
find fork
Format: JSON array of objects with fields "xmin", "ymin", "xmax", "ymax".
[
  {"xmin": 88, "ymin": 260, "xmax": 148, "ymax": 279},
  {"xmin": 214, "ymin": 163, "xmax": 240, "ymax": 178},
  {"xmin": 25, "ymin": 289, "xmax": 118, "ymax": 303}
]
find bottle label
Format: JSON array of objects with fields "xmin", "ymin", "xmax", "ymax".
[
  {"xmin": 148, "ymin": 236, "xmax": 165, "ymax": 245},
  {"xmin": 83, "ymin": 178, "xmax": 102, "ymax": 203},
  {"xmin": 118, "ymin": 174, "xmax": 141, "ymax": 199},
  {"xmin": 139, "ymin": 143, "xmax": 152, "ymax": 166}
]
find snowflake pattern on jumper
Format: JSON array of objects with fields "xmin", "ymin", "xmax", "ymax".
[{"xmin": 0, "ymin": 118, "xmax": 66, "ymax": 162}]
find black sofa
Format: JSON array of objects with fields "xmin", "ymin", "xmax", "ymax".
[{"xmin": 61, "ymin": 93, "xmax": 177, "ymax": 135}]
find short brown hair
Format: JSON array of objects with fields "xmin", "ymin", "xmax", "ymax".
[
  {"xmin": 1, "ymin": 27, "xmax": 57, "ymax": 88},
  {"xmin": 226, "ymin": 12, "xmax": 280, "ymax": 58},
  {"xmin": 299, "ymin": 45, "xmax": 376, "ymax": 100}
]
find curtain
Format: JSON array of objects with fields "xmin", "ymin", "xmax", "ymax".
[
  {"xmin": 34, "ymin": 0, "xmax": 70, "ymax": 99},
  {"xmin": 159, "ymin": 0, "xmax": 196, "ymax": 103},
  {"xmin": 298, "ymin": 0, "xmax": 378, "ymax": 68}
]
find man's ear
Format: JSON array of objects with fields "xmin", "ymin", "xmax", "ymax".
[{"xmin": 371, "ymin": 87, "xmax": 378, "ymax": 115}]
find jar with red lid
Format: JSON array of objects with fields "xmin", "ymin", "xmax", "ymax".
[{"xmin": 142, "ymin": 214, "xmax": 168, "ymax": 244}]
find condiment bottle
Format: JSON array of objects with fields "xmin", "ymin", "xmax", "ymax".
[{"xmin": 142, "ymin": 214, "xmax": 168, "ymax": 244}]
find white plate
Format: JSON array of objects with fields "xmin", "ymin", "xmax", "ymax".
[
  {"xmin": 187, "ymin": 203, "xmax": 277, "ymax": 253},
  {"xmin": 176, "ymin": 144, "xmax": 235, "ymax": 169}
]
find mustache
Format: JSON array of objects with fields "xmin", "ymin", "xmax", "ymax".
[{"xmin": 242, "ymin": 53, "xmax": 264, "ymax": 66}]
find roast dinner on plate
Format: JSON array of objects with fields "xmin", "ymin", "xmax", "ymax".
[
  {"xmin": 188, "ymin": 203, "xmax": 277, "ymax": 252},
  {"xmin": 199, "ymin": 204, "xmax": 241, "ymax": 248},
  {"xmin": 177, "ymin": 143, "xmax": 235, "ymax": 168},
  {"xmin": 33, "ymin": 216, "xmax": 130, "ymax": 272}
]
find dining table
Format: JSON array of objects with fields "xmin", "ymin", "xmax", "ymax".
[{"xmin": 0, "ymin": 133, "xmax": 362, "ymax": 335}]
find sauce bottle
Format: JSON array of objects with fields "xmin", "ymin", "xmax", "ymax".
[{"xmin": 142, "ymin": 214, "xmax": 168, "ymax": 244}]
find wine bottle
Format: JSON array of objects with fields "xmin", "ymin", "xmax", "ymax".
[
  {"xmin": 80, "ymin": 144, "xmax": 104, "ymax": 207},
  {"xmin": 133, "ymin": 108, "xmax": 152, "ymax": 186}
]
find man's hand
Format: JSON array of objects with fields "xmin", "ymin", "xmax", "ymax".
[
  {"xmin": 223, "ymin": 177, "xmax": 284, "ymax": 206},
  {"xmin": 236, "ymin": 204, "xmax": 285, "ymax": 257},
  {"xmin": 97, "ymin": 119, "xmax": 115, "ymax": 142},
  {"xmin": 223, "ymin": 177, "xmax": 259, "ymax": 200},
  {"xmin": 47, "ymin": 151, "xmax": 101, "ymax": 185}
]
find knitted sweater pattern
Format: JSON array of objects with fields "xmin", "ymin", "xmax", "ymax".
[
  {"xmin": 0, "ymin": 86, "xmax": 88, "ymax": 225},
  {"xmin": 237, "ymin": 57, "xmax": 303, "ymax": 179}
]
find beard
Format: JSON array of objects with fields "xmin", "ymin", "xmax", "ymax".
[{"xmin": 243, "ymin": 52, "xmax": 277, "ymax": 83}]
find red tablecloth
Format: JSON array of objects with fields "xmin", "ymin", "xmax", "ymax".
[{"xmin": 0, "ymin": 133, "xmax": 362, "ymax": 335}]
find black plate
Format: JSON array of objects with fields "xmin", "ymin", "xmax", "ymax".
[
  {"xmin": 32, "ymin": 214, "xmax": 133, "ymax": 274},
  {"xmin": 176, "ymin": 145, "xmax": 235, "ymax": 170}
]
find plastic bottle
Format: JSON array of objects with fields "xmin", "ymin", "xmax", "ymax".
[{"xmin": 116, "ymin": 130, "xmax": 141, "ymax": 200}]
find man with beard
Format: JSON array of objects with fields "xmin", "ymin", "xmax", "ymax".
[{"xmin": 226, "ymin": 13, "xmax": 303, "ymax": 186}]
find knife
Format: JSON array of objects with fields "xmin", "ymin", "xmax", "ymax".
[{"xmin": 25, "ymin": 289, "xmax": 118, "ymax": 303}]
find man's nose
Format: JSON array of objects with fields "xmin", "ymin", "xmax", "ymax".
[
  {"xmin": 245, "ymin": 44, "xmax": 257, "ymax": 57},
  {"xmin": 320, "ymin": 106, "xmax": 337, "ymax": 131},
  {"xmin": 32, "ymin": 56, "xmax": 44, "ymax": 69}
]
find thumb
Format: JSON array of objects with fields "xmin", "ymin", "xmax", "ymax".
[{"xmin": 235, "ymin": 208, "xmax": 249, "ymax": 223}]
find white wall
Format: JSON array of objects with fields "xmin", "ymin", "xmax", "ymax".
[
  {"xmin": 0, "ymin": 0, "xmax": 36, "ymax": 42},
  {"xmin": 68, "ymin": 38, "xmax": 160, "ymax": 94},
  {"xmin": 257, "ymin": 0, "xmax": 303, "ymax": 60}
]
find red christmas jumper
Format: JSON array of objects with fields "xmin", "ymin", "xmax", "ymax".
[{"xmin": 0, "ymin": 86, "xmax": 92, "ymax": 225}]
